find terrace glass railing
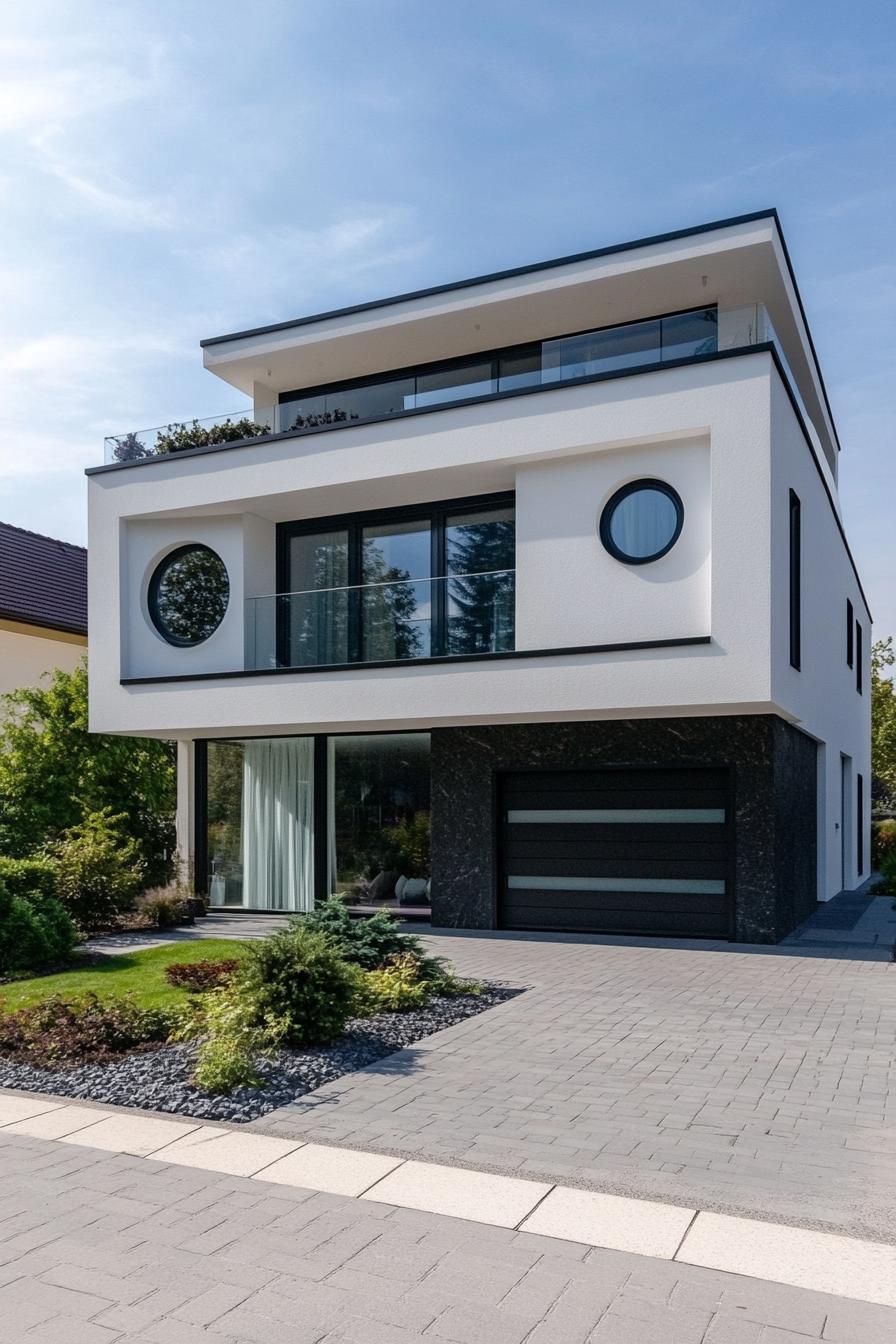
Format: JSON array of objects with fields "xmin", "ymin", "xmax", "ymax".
[
  {"xmin": 275, "ymin": 307, "xmax": 719, "ymax": 433},
  {"xmin": 102, "ymin": 302, "xmax": 823, "ymax": 469},
  {"xmin": 245, "ymin": 569, "xmax": 516, "ymax": 670}
]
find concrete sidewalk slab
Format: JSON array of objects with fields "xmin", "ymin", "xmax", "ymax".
[
  {"xmin": 520, "ymin": 1185, "xmax": 695, "ymax": 1258},
  {"xmin": 362, "ymin": 1159, "xmax": 551, "ymax": 1227},
  {"xmin": 679, "ymin": 1210, "xmax": 896, "ymax": 1310},
  {"xmin": 151, "ymin": 1125, "xmax": 302, "ymax": 1175},
  {"xmin": 258, "ymin": 1141, "xmax": 403, "ymax": 1196}
]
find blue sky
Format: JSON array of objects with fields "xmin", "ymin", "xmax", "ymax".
[{"xmin": 1, "ymin": 1, "xmax": 894, "ymax": 631}]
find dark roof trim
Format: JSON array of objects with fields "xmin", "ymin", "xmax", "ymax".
[
  {"xmin": 121, "ymin": 636, "xmax": 713, "ymax": 686},
  {"xmin": 200, "ymin": 209, "xmax": 779, "ymax": 348},
  {"xmin": 0, "ymin": 610, "xmax": 87, "ymax": 638}
]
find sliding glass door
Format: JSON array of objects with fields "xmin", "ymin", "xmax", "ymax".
[
  {"xmin": 278, "ymin": 495, "xmax": 515, "ymax": 668},
  {"xmin": 206, "ymin": 737, "xmax": 314, "ymax": 911}
]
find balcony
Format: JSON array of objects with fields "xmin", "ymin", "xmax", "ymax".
[
  {"xmin": 101, "ymin": 307, "xmax": 720, "ymax": 465},
  {"xmin": 99, "ymin": 301, "xmax": 826, "ymax": 475},
  {"xmin": 245, "ymin": 569, "xmax": 516, "ymax": 671}
]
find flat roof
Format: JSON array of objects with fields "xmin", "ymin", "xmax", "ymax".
[{"xmin": 200, "ymin": 209, "xmax": 781, "ymax": 349}]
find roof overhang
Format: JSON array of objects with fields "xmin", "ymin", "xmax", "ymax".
[{"xmin": 200, "ymin": 210, "xmax": 839, "ymax": 466}]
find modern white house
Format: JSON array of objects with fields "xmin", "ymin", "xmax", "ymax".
[
  {"xmin": 86, "ymin": 210, "xmax": 871, "ymax": 942},
  {"xmin": 0, "ymin": 521, "xmax": 87, "ymax": 696}
]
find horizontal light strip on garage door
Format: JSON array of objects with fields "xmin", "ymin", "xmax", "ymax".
[
  {"xmin": 506, "ymin": 876, "xmax": 726, "ymax": 894},
  {"xmin": 507, "ymin": 809, "xmax": 725, "ymax": 824}
]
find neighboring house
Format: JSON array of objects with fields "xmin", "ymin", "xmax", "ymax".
[
  {"xmin": 86, "ymin": 210, "xmax": 871, "ymax": 943},
  {"xmin": 0, "ymin": 522, "xmax": 87, "ymax": 696}
]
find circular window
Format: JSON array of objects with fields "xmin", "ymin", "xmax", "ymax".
[
  {"xmin": 148, "ymin": 544, "xmax": 229, "ymax": 647},
  {"xmin": 599, "ymin": 479, "xmax": 684, "ymax": 565}
]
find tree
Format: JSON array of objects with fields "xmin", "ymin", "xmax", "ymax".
[
  {"xmin": 871, "ymin": 638, "xmax": 896, "ymax": 807},
  {"xmin": 0, "ymin": 662, "xmax": 176, "ymax": 885}
]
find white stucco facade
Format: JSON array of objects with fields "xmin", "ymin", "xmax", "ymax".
[{"xmin": 86, "ymin": 212, "xmax": 871, "ymax": 920}]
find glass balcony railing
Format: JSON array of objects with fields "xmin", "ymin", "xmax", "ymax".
[
  {"xmin": 245, "ymin": 569, "xmax": 516, "ymax": 670},
  {"xmin": 103, "ymin": 411, "xmax": 264, "ymax": 464},
  {"xmin": 275, "ymin": 308, "xmax": 719, "ymax": 433},
  {"xmin": 100, "ymin": 301, "xmax": 822, "ymax": 469}
]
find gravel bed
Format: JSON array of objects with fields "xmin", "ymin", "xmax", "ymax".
[{"xmin": 0, "ymin": 985, "xmax": 520, "ymax": 1123}]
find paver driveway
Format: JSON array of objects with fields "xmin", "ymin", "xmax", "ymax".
[
  {"xmin": 3, "ymin": 1130, "xmax": 896, "ymax": 1343},
  {"xmin": 255, "ymin": 929, "xmax": 896, "ymax": 1244}
]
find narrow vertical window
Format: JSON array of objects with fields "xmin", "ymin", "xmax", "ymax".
[
  {"xmin": 856, "ymin": 622, "xmax": 863, "ymax": 694},
  {"xmin": 789, "ymin": 490, "xmax": 801, "ymax": 671},
  {"xmin": 846, "ymin": 599, "xmax": 854, "ymax": 668},
  {"xmin": 857, "ymin": 773, "xmax": 864, "ymax": 876}
]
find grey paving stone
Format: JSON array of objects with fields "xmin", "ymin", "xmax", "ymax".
[{"xmin": 248, "ymin": 930, "xmax": 896, "ymax": 1243}]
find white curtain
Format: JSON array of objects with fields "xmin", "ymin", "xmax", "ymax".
[{"xmin": 240, "ymin": 738, "xmax": 314, "ymax": 911}]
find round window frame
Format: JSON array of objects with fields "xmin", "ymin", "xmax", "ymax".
[
  {"xmin": 599, "ymin": 478, "xmax": 684, "ymax": 565},
  {"xmin": 147, "ymin": 543, "xmax": 230, "ymax": 648}
]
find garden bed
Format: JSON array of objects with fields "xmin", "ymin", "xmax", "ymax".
[{"xmin": 0, "ymin": 984, "xmax": 520, "ymax": 1123}]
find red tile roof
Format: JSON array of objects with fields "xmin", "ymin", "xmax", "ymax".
[{"xmin": 0, "ymin": 521, "xmax": 87, "ymax": 637}]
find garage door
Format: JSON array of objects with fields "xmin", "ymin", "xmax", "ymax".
[{"xmin": 499, "ymin": 767, "xmax": 733, "ymax": 938}]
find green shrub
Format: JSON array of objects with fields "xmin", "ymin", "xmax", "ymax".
[
  {"xmin": 0, "ymin": 992, "xmax": 170, "ymax": 1067},
  {"xmin": 155, "ymin": 418, "xmax": 269, "ymax": 455},
  {"xmin": 0, "ymin": 855, "xmax": 59, "ymax": 903},
  {"xmin": 872, "ymin": 819, "xmax": 896, "ymax": 871},
  {"xmin": 140, "ymin": 894, "xmax": 188, "ymax": 929},
  {"xmin": 164, "ymin": 959, "xmax": 240, "ymax": 991},
  {"xmin": 876, "ymin": 846, "xmax": 896, "ymax": 894},
  {"xmin": 238, "ymin": 924, "xmax": 361, "ymax": 1049},
  {"xmin": 45, "ymin": 809, "xmax": 145, "ymax": 933},
  {"xmin": 0, "ymin": 876, "xmax": 77, "ymax": 975},
  {"xmin": 190, "ymin": 987, "xmax": 284, "ymax": 1093},
  {"xmin": 363, "ymin": 954, "xmax": 429, "ymax": 1013},
  {"xmin": 299, "ymin": 898, "xmax": 423, "ymax": 969}
]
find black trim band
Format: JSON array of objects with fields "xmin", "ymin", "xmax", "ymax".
[{"xmin": 120, "ymin": 635, "xmax": 712, "ymax": 686}]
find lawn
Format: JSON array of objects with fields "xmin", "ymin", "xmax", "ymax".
[{"xmin": 0, "ymin": 939, "xmax": 252, "ymax": 1014}]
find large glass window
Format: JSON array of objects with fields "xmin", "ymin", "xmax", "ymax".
[
  {"xmin": 278, "ymin": 496, "xmax": 515, "ymax": 667},
  {"xmin": 329, "ymin": 733, "xmax": 431, "ymax": 903},
  {"xmin": 544, "ymin": 320, "xmax": 662, "ymax": 381},
  {"xmin": 206, "ymin": 737, "xmax": 315, "ymax": 911},
  {"xmin": 414, "ymin": 361, "xmax": 495, "ymax": 408},
  {"xmin": 286, "ymin": 529, "xmax": 349, "ymax": 666},
  {"xmin": 278, "ymin": 308, "xmax": 719, "ymax": 437},
  {"xmin": 362, "ymin": 519, "xmax": 432, "ymax": 661},
  {"xmin": 445, "ymin": 506, "xmax": 515, "ymax": 654}
]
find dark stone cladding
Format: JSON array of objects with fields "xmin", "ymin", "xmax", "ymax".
[{"xmin": 430, "ymin": 715, "xmax": 818, "ymax": 945}]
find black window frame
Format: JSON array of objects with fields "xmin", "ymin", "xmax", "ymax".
[
  {"xmin": 147, "ymin": 542, "xmax": 230, "ymax": 648},
  {"xmin": 275, "ymin": 492, "xmax": 515, "ymax": 669},
  {"xmin": 277, "ymin": 306, "xmax": 719, "ymax": 427},
  {"xmin": 789, "ymin": 490, "xmax": 801, "ymax": 671},
  {"xmin": 599, "ymin": 478, "xmax": 684, "ymax": 566},
  {"xmin": 846, "ymin": 599, "xmax": 854, "ymax": 668},
  {"xmin": 856, "ymin": 621, "xmax": 863, "ymax": 694},
  {"xmin": 857, "ymin": 772, "xmax": 864, "ymax": 876}
]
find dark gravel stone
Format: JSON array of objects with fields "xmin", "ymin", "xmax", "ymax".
[{"xmin": 0, "ymin": 985, "xmax": 521, "ymax": 1124}]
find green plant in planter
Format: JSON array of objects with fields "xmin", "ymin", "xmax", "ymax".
[{"xmin": 154, "ymin": 418, "xmax": 269, "ymax": 455}]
